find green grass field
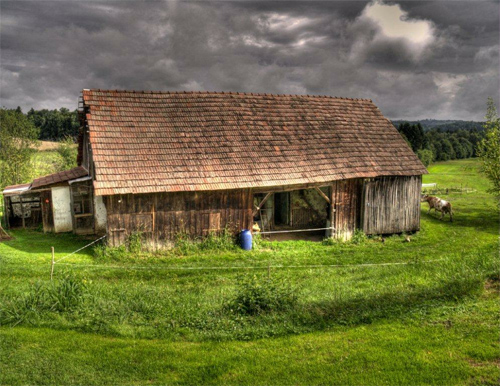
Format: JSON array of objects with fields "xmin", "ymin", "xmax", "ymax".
[{"xmin": 1, "ymin": 159, "xmax": 498, "ymax": 385}]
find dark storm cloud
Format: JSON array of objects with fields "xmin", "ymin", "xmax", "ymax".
[{"xmin": 1, "ymin": 0, "xmax": 498, "ymax": 120}]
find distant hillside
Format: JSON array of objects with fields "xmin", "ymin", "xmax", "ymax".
[{"xmin": 391, "ymin": 119, "xmax": 484, "ymax": 132}]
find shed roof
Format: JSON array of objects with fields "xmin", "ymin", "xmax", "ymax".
[
  {"xmin": 2, "ymin": 167, "xmax": 88, "ymax": 196},
  {"xmin": 31, "ymin": 166, "xmax": 89, "ymax": 190},
  {"xmin": 2, "ymin": 183, "xmax": 31, "ymax": 196},
  {"xmin": 81, "ymin": 89, "xmax": 427, "ymax": 196}
]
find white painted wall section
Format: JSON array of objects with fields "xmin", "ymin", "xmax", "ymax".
[
  {"xmin": 51, "ymin": 186, "xmax": 73, "ymax": 233},
  {"xmin": 94, "ymin": 195, "xmax": 107, "ymax": 232}
]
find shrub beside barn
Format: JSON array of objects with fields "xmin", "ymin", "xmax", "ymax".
[{"xmin": 3, "ymin": 89, "xmax": 427, "ymax": 245}]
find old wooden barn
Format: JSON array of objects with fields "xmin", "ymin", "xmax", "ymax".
[{"xmin": 3, "ymin": 89, "xmax": 427, "ymax": 246}]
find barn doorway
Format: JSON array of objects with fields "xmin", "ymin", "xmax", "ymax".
[
  {"xmin": 253, "ymin": 188, "xmax": 331, "ymax": 240},
  {"xmin": 5, "ymin": 193, "xmax": 43, "ymax": 229},
  {"xmin": 70, "ymin": 179, "xmax": 95, "ymax": 235},
  {"xmin": 274, "ymin": 192, "xmax": 290, "ymax": 226}
]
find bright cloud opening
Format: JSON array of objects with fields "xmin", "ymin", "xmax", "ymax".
[{"xmin": 362, "ymin": 1, "xmax": 434, "ymax": 45}]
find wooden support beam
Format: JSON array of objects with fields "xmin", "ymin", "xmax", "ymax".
[
  {"xmin": 329, "ymin": 184, "xmax": 335, "ymax": 238},
  {"xmin": 3, "ymin": 196, "xmax": 9, "ymax": 229},
  {"xmin": 253, "ymin": 192, "xmax": 272, "ymax": 216},
  {"xmin": 314, "ymin": 187, "xmax": 331, "ymax": 204},
  {"xmin": 253, "ymin": 182, "xmax": 332, "ymax": 194},
  {"xmin": 20, "ymin": 195, "xmax": 25, "ymax": 229}
]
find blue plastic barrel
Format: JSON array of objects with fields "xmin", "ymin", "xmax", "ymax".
[{"xmin": 240, "ymin": 229, "xmax": 252, "ymax": 250}]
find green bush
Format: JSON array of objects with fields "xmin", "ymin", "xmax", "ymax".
[
  {"xmin": 128, "ymin": 232, "xmax": 143, "ymax": 255},
  {"xmin": 92, "ymin": 243, "xmax": 128, "ymax": 261},
  {"xmin": 175, "ymin": 227, "xmax": 237, "ymax": 254},
  {"xmin": 228, "ymin": 275, "xmax": 298, "ymax": 316},
  {"xmin": 200, "ymin": 228, "xmax": 237, "ymax": 251},
  {"xmin": 56, "ymin": 136, "xmax": 77, "ymax": 170},
  {"xmin": 48, "ymin": 274, "xmax": 88, "ymax": 312},
  {"xmin": 322, "ymin": 237, "xmax": 338, "ymax": 246},
  {"xmin": 92, "ymin": 232, "xmax": 144, "ymax": 260},
  {"xmin": 350, "ymin": 229, "xmax": 367, "ymax": 245}
]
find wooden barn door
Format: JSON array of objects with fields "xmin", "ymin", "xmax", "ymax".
[
  {"xmin": 361, "ymin": 176, "xmax": 421, "ymax": 235},
  {"xmin": 331, "ymin": 179, "xmax": 362, "ymax": 240},
  {"xmin": 40, "ymin": 190, "xmax": 54, "ymax": 232}
]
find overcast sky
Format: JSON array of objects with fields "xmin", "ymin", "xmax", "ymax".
[{"xmin": 1, "ymin": 0, "xmax": 498, "ymax": 120}]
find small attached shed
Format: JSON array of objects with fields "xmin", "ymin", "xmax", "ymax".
[
  {"xmin": 76, "ymin": 89, "xmax": 427, "ymax": 246},
  {"xmin": 2, "ymin": 167, "xmax": 107, "ymax": 235}
]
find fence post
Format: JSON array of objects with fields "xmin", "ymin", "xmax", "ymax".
[{"xmin": 50, "ymin": 247, "xmax": 55, "ymax": 281}]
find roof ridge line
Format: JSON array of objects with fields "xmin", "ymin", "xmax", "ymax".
[{"xmin": 82, "ymin": 89, "xmax": 373, "ymax": 102}]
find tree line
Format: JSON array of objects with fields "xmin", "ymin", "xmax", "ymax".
[
  {"xmin": 26, "ymin": 107, "xmax": 80, "ymax": 141},
  {"xmin": 0, "ymin": 108, "xmax": 77, "ymax": 189},
  {"xmin": 2, "ymin": 107, "xmax": 79, "ymax": 141},
  {"xmin": 395, "ymin": 121, "xmax": 486, "ymax": 167}
]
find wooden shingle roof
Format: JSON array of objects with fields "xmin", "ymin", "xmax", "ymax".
[
  {"xmin": 81, "ymin": 89, "xmax": 427, "ymax": 196},
  {"xmin": 31, "ymin": 166, "xmax": 88, "ymax": 190}
]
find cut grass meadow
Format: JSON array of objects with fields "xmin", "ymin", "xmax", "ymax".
[{"xmin": 0, "ymin": 158, "xmax": 499, "ymax": 385}]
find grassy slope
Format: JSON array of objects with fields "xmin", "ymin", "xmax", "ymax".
[
  {"xmin": 0, "ymin": 159, "xmax": 499, "ymax": 385},
  {"xmin": 30, "ymin": 150, "xmax": 63, "ymax": 180}
]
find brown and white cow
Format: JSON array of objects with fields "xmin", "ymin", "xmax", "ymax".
[{"xmin": 421, "ymin": 194, "xmax": 453, "ymax": 222}]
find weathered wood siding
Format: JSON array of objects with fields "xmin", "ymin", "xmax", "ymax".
[
  {"xmin": 330, "ymin": 179, "xmax": 363, "ymax": 239},
  {"xmin": 105, "ymin": 189, "xmax": 253, "ymax": 246},
  {"xmin": 362, "ymin": 176, "xmax": 421, "ymax": 235},
  {"xmin": 40, "ymin": 190, "xmax": 54, "ymax": 232}
]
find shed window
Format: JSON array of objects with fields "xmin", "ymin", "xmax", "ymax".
[{"xmin": 72, "ymin": 184, "xmax": 92, "ymax": 215}]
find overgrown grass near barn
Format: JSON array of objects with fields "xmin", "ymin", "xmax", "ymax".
[{"xmin": 1, "ymin": 159, "xmax": 499, "ymax": 385}]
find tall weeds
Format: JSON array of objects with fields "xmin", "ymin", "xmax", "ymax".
[{"xmin": 0, "ymin": 275, "xmax": 88, "ymax": 326}]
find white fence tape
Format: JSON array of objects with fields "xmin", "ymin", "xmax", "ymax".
[
  {"xmin": 53, "ymin": 258, "xmax": 444, "ymax": 271},
  {"xmin": 54, "ymin": 234, "xmax": 107, "ymax": 264}
]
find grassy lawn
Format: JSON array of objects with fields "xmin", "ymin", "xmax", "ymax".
[{"xmin": 0, "ymin": 158, "xmax": 498, "ymax": 385}]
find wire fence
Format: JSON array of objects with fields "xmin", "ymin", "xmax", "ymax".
[
  {"xmin": 54, "ymin": 234, "xmax": 107, "ymax": 264},
  {"xmin": 44, "ymin": 220, "xmax": 446, "ymax": 279},
  {"xmin": 53, "ymin": 259, "xmax": 443, "ymax": 271},
  {"xmin": 258, "ymin": 227, "xmax": 333, "ymax": 235},
  {"xmin": 47, "ymin": 232, "xmax": 443, "ymax": 279}
]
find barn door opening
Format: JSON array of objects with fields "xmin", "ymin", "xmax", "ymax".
[
  {"xmin": 70, "ymin": 180, "xmax": 94, "ymax": 235},
  {"xmin": 253, "ymin": 187, "xmax": 330, "ymax": 241},
  {"xmin": 274, "ymin": 192, "xmax": 290, "ymax": 226},
  {"xmin": 6, "ymin": 193, "xmax": 43, "ymax": 229}
]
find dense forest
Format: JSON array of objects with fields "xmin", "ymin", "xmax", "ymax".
[
  {"xmin": 392, "ymin": 119, "xmax": 485, "ymax": 132},
  {"xmin": 26, "ymin": 108, "xmax": 80, "ymax": 141},
  {"xmin": 394, "ymin": 121, "xmax": 485, "ymax": 166}
]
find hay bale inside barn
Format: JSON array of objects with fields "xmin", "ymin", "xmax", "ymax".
[{"xmin": 76, "ymin": 89, "xmax": 427, "ymax": 246}]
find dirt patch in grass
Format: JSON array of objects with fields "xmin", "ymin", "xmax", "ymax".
[
  {"xmin": 484, "ymin": 278, "xmax": 500, "ymax": 293},
  {"xmin": 467, "ymin": 358, "xmax": 500, "ymax": 368},
  {"xmin": 36, "ymin": 140, "xmax": 77, "ymax": 151}
]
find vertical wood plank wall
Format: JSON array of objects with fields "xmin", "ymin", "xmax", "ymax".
[
  {"xmin": 361, "ymin": 176, "xmax": 422, "ymax": 235},
  {"xmin": 330, "ymin": 179, "xmax": 363, "ymax": 240},
  {"xmin": 103, "ymin": 176, "xmax": 422, "ymax": 246},
  {"xmin": 105, "ymin": 189, "xmax": 253, "ymax": 246}
]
